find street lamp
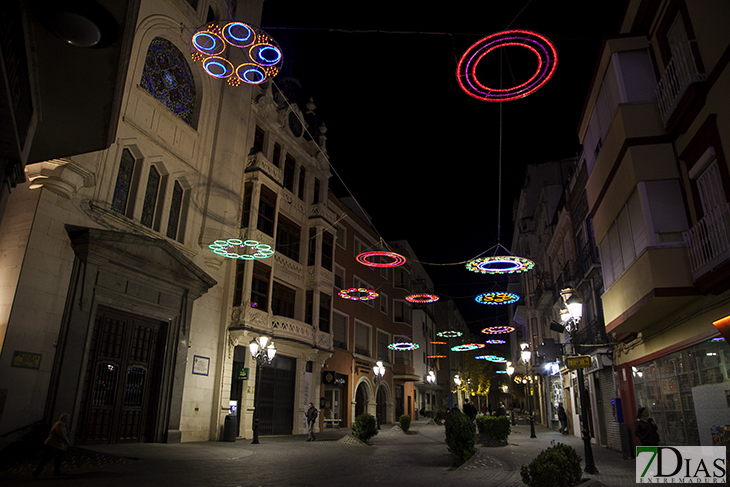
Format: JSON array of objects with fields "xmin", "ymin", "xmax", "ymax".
[
  {"xmin": 506, "ymin": 362, "xmax": 516, "ymax": 426},
  {"xmin": 426, "ymin": 371, "xmax": 436, "ymax": 417},
  {"xmin": 373, "ymin": 360, "xmax": 385, "ymax": 429},
  {"xmin": 520, "ymin": 342, "xmax": 536, "ymax": 438},
  {"xmin": 249, "ymin": 335, "xmax": 276, "ymax": 444},
  {"xmin": 560, "ymin": 288, "xmax": 599, "ymax": 475},
  {"xmin": 453, "ymin": 374, "xmax": 462, "ymax": 410}
]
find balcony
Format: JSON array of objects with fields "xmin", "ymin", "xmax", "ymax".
[
  {"xmin": 683, "ymin": 203, "xmax": 730, "ymax": 281},
  {"xmin": 578, "ymin": 241, "xmax": 601, "ymax": 278},
  {"xmin": 245, "ymin": 152, "xmax": 282, "ymax": 183},
  {"xmin": 393, "ymin": 356, "xmax": 417, "ymax": 380},
  {"xmin": 656, "ymin": 42, "xmax": 707, "ymax": 128}
]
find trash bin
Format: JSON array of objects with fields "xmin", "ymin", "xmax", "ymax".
[{"xmin": 222, "ymin": 415, "xmax": 237, "ymax": 442}]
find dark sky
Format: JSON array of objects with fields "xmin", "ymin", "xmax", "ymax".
[{"xmin": 259, "ymin": 1, "xmax": 628, "ymax": 332}]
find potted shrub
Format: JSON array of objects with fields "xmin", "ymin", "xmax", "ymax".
[
  {"xmin": 476, "ymin": 415, "xmax": 511, "ymax": 445},
  {"xmin": 520, "ymin": 442, "xmax": 582, "ymax": 487},
  {"xmin": 399, "ymin": 414, "xmax": 411, "ymax": 433},
  {"xmin": 351, "ymin": 413, "xmax": 378, "ymax": 443},
  {"xmin": 444, "ymin": 409, "xmax": 475, "ymax": 466}
]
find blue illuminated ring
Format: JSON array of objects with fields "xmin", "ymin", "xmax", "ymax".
[
  {"xmin": 451, "ymin": 343, "xmax": 486, "ymax": 352},
  {"xmin": 236, "ymin": 63, "xmax": 266, "ymax": 84},
  {"xmin": 203, "ymin": 57, "xmax": 234, "ymax": 78},
  {"xmin": 250, "ymin": 44, "xmax": 282, "ymax": 66},
  {"xmin": 475, "ymin": 355, "xmax": 507, "ymax": 362},
  {"xmin": 466, "ymin": 256, "xmax": 535, "ymax": 275},
  {"xmin": 485, "ymin": 339, "xmax": 506, "ymax": 344},
  {"xmin": 223, "ymin": 22, "xmax": 254, "ymax": 47},
  {"xmin": 475, "ymin": 292, "xmax": 520, "ymax": 305},
  {"xmin": 192, "ymin": 32, "xmax": 225, "ymax": 56},
  {"xmin": 388, "ymin": 342, "xmax": 420, "ymax": 351}
]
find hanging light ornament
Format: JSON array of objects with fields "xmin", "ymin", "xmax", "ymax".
[
  {"xmin": 456, "ymin": 30, "xmax": 558, "ymax": 102},
  {"xmin": 482, "ymin": 325, "xmax": 515, "ymax": 334},
  {"xmin": 451, "ymin": 343, "xmax": 486, "ymax": 352},
  {"xmin": 406, "ymin": 293, "xmax": 439, "ymax": 303},
  {"xmin": 356, "ymin": 251, "xmax": 406, "ymax": 268},
  {"xmin": 475, "ymin": 291, "xmax": 520, "ymax": 305},
  {"xmin": 427, "ymin": 355, "xmax": 447, "ymax": 359},
  {"xmin": 466, "ymin": 256, "xmax": 534, "ymax": 275},
  {"xmin": 430, "ymin": 341, "xmax": 447, "ymax": 345},
  {"xmin": 388, "ymin": 341, "xmax": 419, "ymax": 351},
  {"xmin": 485, "ymin": 339, "xmax": 507, "ymax": 345},
  {"xmin": 191, "ymin": 21, "xmax": 283, "ymax": 86},
  {"xmin": 208, "ymin": 239, "xmax": 274, "ymax": 260},
  {"xmin": 475, "ymin": 355, "xmax": 507, "ymax": 362},
  {"xmin": 436, "ymin": 330, "xmax": 463, "ymax": 338},
  {"xmin": 338, "ymin": 288, "xmax": 379, "ymax": 301}
]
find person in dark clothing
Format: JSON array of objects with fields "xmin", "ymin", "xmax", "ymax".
[
  {"xmin": 305, "ymin": 402, "xmax": 318, "ymax": 442},
  {"xmin": 488, "ymin": 403, "xmax": 493, "ymax": 415},
  {"xmin": 32, "ymin": 413, "xmax": 71, "ymax": 479},
  {"xmin": 495, "ymin": 402, "xmax": 506, "ymax": 417},
  {"xmin": 557, "ymin": 403, "xmax": 568, "ymax": 434},
  {"xmin": 463, "ymin": 399, "xmax": 477, "ymax": 420},
  {"xmin": 634, "ymin": 407, "xmax": 660, "ymax": 446}
]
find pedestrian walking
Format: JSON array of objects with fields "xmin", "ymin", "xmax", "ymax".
[
  {"xmin": 32, "ymin": 413, "xmax": 71, "ymax": 479},
  {"xmin": 463, "ymin": 399, "xmax": 477, "ymax": 420},
  {"xmin": 488, "ymin": 403, "xmax": 492, "ymax": 416},
  {"xmin": 634, "ymin": 407, "xmax": 660, "ymax": 446},
  {"xmin": 305, "ymin": 402, "xmax": 318, "ymax": 442},
  {"xmin": 557, "ymin": 402, "xmax": 568, "ymax": 434},
  {"xmin": 495, "ymin": 402, "xmax": 506, "ymax": 417}
]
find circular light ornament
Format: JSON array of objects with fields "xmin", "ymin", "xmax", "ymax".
[
  {"xmin": 430, "ymin": 341, "xmax": 447, "ymax": 345},
  {"xmin": 338, "ymin": 288, "xmax": 379, "ymax": 301},
  {"xmin": 451, "ymin": 343, "xmax": 486, "ymax": 352},
  {"xmin": 427, "ymin": 355, "xmax": 447, "ymax": 359},
  {"xmin": 496, "ymin": 370, "xmax": 507, "ymax": 374},
  {"xmin": 456, "ymin": 30, "xmax": 558, "ymax": 102},
  {"xmin": 208, "ymin": 239, "xmax": 274, "ymax": 260},
  {"xmin": 466, "ymin": 256, "xmax": 535, "ymax": 275},
  {"xmin": 191, "ymin": 21, "xmax": 282, "ymax": 86},
  {"xmin": 485, "ymin": 339, "xmax": 507, "ymax": 345},
  {"xmin": 356, "ymin": 251, "xmax": 406, "ymax": 268},
  {"xmin": 475, "ymin": 355, "xmax": 507, "ymax": 362},
  {"xmin": 388, "ymin": 341, "xmax": 419, "ymax": 351},
  {"xmin": 482, "ymin": 326, "xmax": 516, "ymax": 335},
  {"xmin": 476, "ymin": 292, "xmax": 520, "ymax": 305},
  {"xmin": 406, "ymin": 293, "xmax": 439, "ymax": 303},
  {"xmin": 436, "ymin": 330, "xmax": 463, "ymax": 338}
]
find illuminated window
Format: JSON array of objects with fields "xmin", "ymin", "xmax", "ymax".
[{"xmin": 140, "ymin": 37, "xmax": 196, "ymax": 125}]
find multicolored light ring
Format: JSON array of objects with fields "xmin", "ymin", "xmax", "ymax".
[
  {"xmin": 451, "ymin": 343, "xmax": 486, "ymax": 352},
  {"xmin": 338, "ymin": 288, "xmax": 379, "ymax": 301},
  {"xmin": 485, "ymin": 339, "xmax": 507, "ymax": 345},
  {"xmin": 427, "ymin": 355, "xmax": 447, "ymax": 359},
  {"xmin": 191, "ymin": 21, "xmax": 282, "ymax": 86},
  {"xmin": 406, "ymin": 293, "xmax": 439, "ymax": 303},
  {"xmin": 496, "ymin": 370, "xmax": 507, "ymax": 374},
  {"xmin": 208, "ymin": 239, "xmax": 274, "ymax": 260},
  {"xmin": 356, "ymin": 251, "xmax": 406, "ymax": 268},
  {"xmin": 482, "ymin": 326, "xmax": 515, "ymax": 335},
  {"xmin": 388, "ymin": 342, "xmax": 419, "ymax": 351},
  {"xmin": 475, "ymin": 292, "xmax": 520, "ymax": 305},
  {"xmin": 430, "ymin": 341, "xmax": 447, "ymax": 345},
  {"xmin": 712, "ymin": 337, "xmax": 725, "ymax": 342},
  {"xmin": 456, "ymin": 30, "xmax": 558, "ymax": 102},
  {"xmin": 475, "ymin": 355, "xmax": 507, "ymax": 363},
  {"xmin": 466, "ymin": 256, "xmax": 535, "ymax": 275},
  {"xmin": 436, "ymin": 330, "xmax": 463, "ymax": 338}
]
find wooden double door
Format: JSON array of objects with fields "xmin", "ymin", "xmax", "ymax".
[{"xmin": 79, "ymin": 307, "xmax": 166, "ymax": 444}]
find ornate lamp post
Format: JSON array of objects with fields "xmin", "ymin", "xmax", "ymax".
[
  {"xmin": 453, "ymin": 374, "xmax": 462, "ymax": 410},
  {"xmin": 426, "ymin": 370, "xmax": 436, "ymax": 417},
  {"xmin": 249, "ymin": 335, "xmax": 276, "ymax": 444},
  {"xmin": 373, "ymin": 360, "xmax": 385, "ymax": 429},
  {"xmin": 506, "ymin": 362, "xmax": 516, "ymax": 426},
  {"xmin": 520, "ymin": 343, "xmax": 537, "ymax": 438},
  {"xmin": 560, "ymin": 288, "xmax": 599, "ymax": 475}
]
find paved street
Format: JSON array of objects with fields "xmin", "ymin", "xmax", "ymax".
[{"xmin": 1, "ymin": 421, "xmax": 637, "ymax": 486}]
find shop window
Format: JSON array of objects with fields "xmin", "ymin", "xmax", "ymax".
[
  {"xmin": 257, "ymin": 185, "xmax": 277, "ymax": 236},
  {"xmin": 111, "ymin": 148, "xmax": 138, "ymax": 216},
  {"xmin": 140, "ymin": 37, "xmax": 196, "ymax": 125},
  {"xmin": 250, "ymin": 261, "xmax": 270, "ymax": 311},
  {"xmin": 276, "ymin": 214, "xmax": 300, "ymax": 261},
  {"xmin": 319, "ymin": 293, "xmax": 331, "ymax": 333},
  {"xmin": 272, "ymin": 281, "xmax": 295, "ymax": 318}
]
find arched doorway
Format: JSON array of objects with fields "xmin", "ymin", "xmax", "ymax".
[{"xmin": 355, "ymin": 381, "xmax": 368, "ymax": 417}]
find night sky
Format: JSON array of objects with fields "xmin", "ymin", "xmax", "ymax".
[{"xmin": 259, "ymin": 1, "xmax": 628, "ymax": 332}]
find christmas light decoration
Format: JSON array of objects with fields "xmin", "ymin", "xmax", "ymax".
[
  {"xmin": 406, "ymin": 293, "xmax": 439, "ymax": 303},
  {"xmin": 712, "ymin": 337, "xmax": 725, "ymax": 342},
  {"xmin": 475, "ymin": 292, "xmax": 520, "ymax": 305},
  {"xmin": 485, "ymin": 339, "xmax": 507, "ymax": 345},
  {"xmin": 482, "ymin": 326, "xmax": 515, "ymax": 334},
  {"xmin": 388, "ymin": 341, "xmax": 419, "ymax": 351},
  {"xmin": 208, "ymin": 239, "xmax": 274, "ymax": 260},
  {"xmin": 436, "ymin": 330, "xmax": 463, "ymax": 338},
  {"xmin": 427, "ymin": 355, "xmax": 447, "ymax": 359},
  {"xmin": 356, "ymin": 251, "xmax": 406, "ymax": 268},
  {"xmin": 496, "ymin": 370, "xmax": 507, "ymax": 374},
  {"xmin": 451, "ymin": 343, "xmax": 486, "ymax": 352},
  {"xmin": 475, "ymin": 355, "xmax": 507, "ymax": 362},
  {"xmin": 430, "ymin": 341, "xmax": 447, "ymax": 345},
  {"xmin": 456, "ymin": 30, "xmax": 558, "ymax": 102},
  {"xmin": 191, "ymin": 21, "xmax": 282, "ymax": 86},
  {"xmin": 338, "ymin": 288, "xmax": 379, "ymax": 301},
  {"xmin": 466, "ymin": 256, "xmax": 535, "ymax": 275}
]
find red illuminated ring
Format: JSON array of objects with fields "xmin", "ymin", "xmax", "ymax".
[
  {"xmin": 356, "ymin": 251, "xmax": 406, "ymax": 268},
  {"xmin": 338, "ymin": 288, "xmax": 379, "ymax": 301},
  {"xmin": 456, "ymin": 30, "xmax": 558, "ymax": 102},
  {"xmin": 405, "ymin": 294, "xmax": 439, "ymax": 303}
]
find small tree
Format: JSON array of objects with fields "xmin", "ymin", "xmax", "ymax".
[
  {"xmin": 351, "ymin": 413, "xmax": 378, "ymax": 443},
  {"xmin": 399, "ymin": 414, "xmax": 411, "ymax": 433},
  {"xmin": 476, "ymin": 415, "xmax": 511, "ymax": 442},
  {"xmin": 520, "ymin": 443, "xmax": 582, "ymax": 487},
  {"xmin": 444, "ymin": 409, "xmax": 476, "ymax": 466}
]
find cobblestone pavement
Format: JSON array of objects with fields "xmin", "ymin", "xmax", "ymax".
[{"xmin": 0, "ymin": 421, "xmax": 637, "ymax": 486}]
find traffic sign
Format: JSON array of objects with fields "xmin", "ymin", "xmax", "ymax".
[{"xmin": 566, "ymin": 355, "xmax": 591, "ymax": 369}]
